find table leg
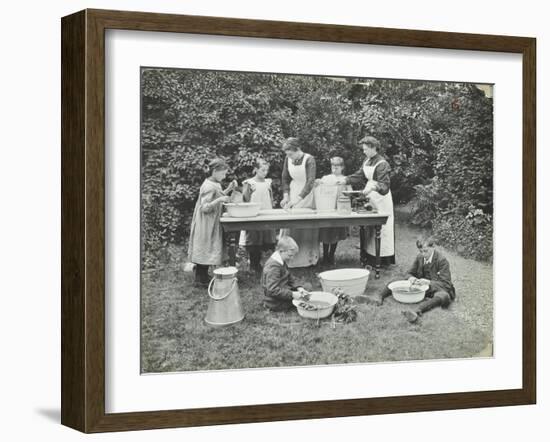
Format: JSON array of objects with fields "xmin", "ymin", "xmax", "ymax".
[
  {"xmin": 359, "ymin": 226, "xmax": 367, "ymax": 267},
  {"xmin": 375, "ymin": 225, "xmax": 381, "ymax": 279}
]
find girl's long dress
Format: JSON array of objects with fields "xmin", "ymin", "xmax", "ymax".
[
  {"xmin": 240, "ymin": 178, "xmax": 276, "ymax": 247},
  {"xmin": 280, "ymin": 154, "xmax": 319, "ymax": 268},
  {"xmin": 187, "ymin": 179, "xmax": 225, "ymax": 265}
]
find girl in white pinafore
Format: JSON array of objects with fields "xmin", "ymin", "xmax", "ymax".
[
  {"xmin": 279, "ymin": 138, "xmax": 319, "ymax": 268},
  {"xmin": 315, "ymin": 156, "xmax": 352, "ymax": 265},
  {"xmin": 239, "ymin": 159, "xmax": 277, "ymax": 273},
  {"xmin": 344, "ymin": 136, "xmax": 395, "ymax": 266}
]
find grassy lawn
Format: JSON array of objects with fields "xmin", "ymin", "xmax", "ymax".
[{"xmin": 141, "ymin": 209, "xmax": 493, "ymax": 373}]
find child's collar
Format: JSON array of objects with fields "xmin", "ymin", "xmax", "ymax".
[
  {"xmin": 424, "ymin": 249, "xmax": 435, "ymax": 264},
  {"xmin": 272, "ymin": 251, "xmax": 284, "ymax": 265}
]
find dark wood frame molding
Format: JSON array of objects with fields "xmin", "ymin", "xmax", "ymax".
[{"xmin": 61, "ymin": 9, "xmax": 536, "ymax": 433}]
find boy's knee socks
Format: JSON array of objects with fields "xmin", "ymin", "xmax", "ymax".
[{"xmin": 417, "ymin": 296, "xmax": 443, "ymax": 315}]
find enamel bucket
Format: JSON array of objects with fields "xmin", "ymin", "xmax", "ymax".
[
  {"xmin": 205, "ymin": 267, "xmax": 244, "ymax": 327},
  {"xmin": 314, "ymin": 184, "xmax": 339, "ymax": 212}
]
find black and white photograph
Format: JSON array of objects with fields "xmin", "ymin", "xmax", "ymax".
[{"xmin": 140, "ymin": 67, "xmax": 494, "ymax": 373}]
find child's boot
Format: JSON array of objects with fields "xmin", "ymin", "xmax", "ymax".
[
  {"xmin": 402, "ymin": 310, "xmax": 420, "ymax": 323},
  {"xmin": 194, "ymin": 264, "xmax": 210, "ymax": 287}
]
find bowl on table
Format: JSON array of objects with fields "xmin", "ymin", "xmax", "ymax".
[
  {"xmin": 223, "ymin": 202, "xmax": 261, "ymax": 218},
  {"xmin": 318, "ymin": 268, "xmax": 370, "ymax": 298},
  {"xmin": 292, "ymin": 291, "xmax": 338, "ymax": 319},
  {"xmin": 341, "ymin": 190, "xmax": 363, "ymax": 197},
  {"xmin": 387, "ymin": 280, "xmax": 428, "ymax": 303}
]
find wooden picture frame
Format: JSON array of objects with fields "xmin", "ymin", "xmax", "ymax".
[{"xmin": 61, "ymin": 8, "xmax": 536, "ymax": 433}]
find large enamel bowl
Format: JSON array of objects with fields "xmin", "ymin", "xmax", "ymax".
[
  {"xmin": 292, "ymin": 291, "xmax": 338, "ymax": 319},
  {"xmin": 223, "ymin": 202, "xmax": 261, "ymax": 217},
  {"xmin": 388, "ymin": 280, "xmax": 428, "ymax": 303},
  {"xmin": 318, "ymin": 268, "xmax": 370, "ymax": 298}
]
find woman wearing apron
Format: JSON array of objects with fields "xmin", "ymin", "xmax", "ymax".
[
  {"xmin": 279, "ymin": 137, "xmax": 319, "ymax": 268},
  {"xmin": 341, "ymin": 136, "xmax": 395, "ymax": 266}
]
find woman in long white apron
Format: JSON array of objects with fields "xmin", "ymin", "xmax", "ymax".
[
  {"xmin": 342, "ymin": 136, "xmax": 395, "ymax": 266},
  {"xmin": 279, "ymin": 138, "xmax": 319, "ymax": 268}
]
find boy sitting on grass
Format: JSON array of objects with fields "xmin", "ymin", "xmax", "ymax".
[
  {"xmin": 370, "ymin": 236, "xmax": 456, "ymax": 323},
  {"xmin": 261, "ymin": 236, "xmax": 312, "ymax": 312}
]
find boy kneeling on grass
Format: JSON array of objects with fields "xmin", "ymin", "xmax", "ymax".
[
  {"xmin": 371, "ymin": 236, "xmax": 456, "ymax": 323},
  {"xmin": 262, "ymin": 236, "xmax": 312, "ymax": 312}
]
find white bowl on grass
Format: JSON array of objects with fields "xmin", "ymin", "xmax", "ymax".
[
  {"xmin": 318, "ymin": 268, "xmax": 370, "ymax": 298},
  {"xmin": 388, "ymin": 280, "xmax": 428, "ymax": 303},
  {"xmin": 292, "ymin": 291, "xmax": 338, "ymax": 319}
]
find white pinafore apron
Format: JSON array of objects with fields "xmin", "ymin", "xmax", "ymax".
[
  {"xmin": 280, "ymin": 153, "xmax": 319, "ymax": 268},
  {"xmin": 239, "ymin": 178, "xmax": 274, "ymax": 246},
  {"xmin": 363, "ymin": 159, "xmax": 395, "ymax": 258}
]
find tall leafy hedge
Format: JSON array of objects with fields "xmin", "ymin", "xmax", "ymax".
[{"xmin": 141, "ymin": 69, "xmax": 493, "ymax": 269}]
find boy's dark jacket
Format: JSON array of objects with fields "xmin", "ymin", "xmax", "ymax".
[
  {"xmin": 407, "ymin": 249, "xmax": 456, "ymax": 300},
  {"xmin": 261, "ymin": 256, "xmax": 298, "ymax": 309}
]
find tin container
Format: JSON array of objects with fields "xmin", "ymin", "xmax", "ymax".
[
  {"xmin": 205, "ymin": 267, "xmax": 244, "ymax": 326},
  {"xmin": 336, "ymin": 194, "xmax": 352, "ymax": 214}
]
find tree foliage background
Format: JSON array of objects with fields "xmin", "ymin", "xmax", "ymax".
[{"xmin": 141, "ymin": 68, "xmax": 493, "ymax": 269}]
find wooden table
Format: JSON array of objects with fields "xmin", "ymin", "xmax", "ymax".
[{"xmin": 220, "ymin": 209, "xmax": 389, "ymax": 278}]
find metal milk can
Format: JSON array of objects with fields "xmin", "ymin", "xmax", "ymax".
[{"xmin": 205, "ymin": 266, "xmax": 244, "ymax": 327}]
